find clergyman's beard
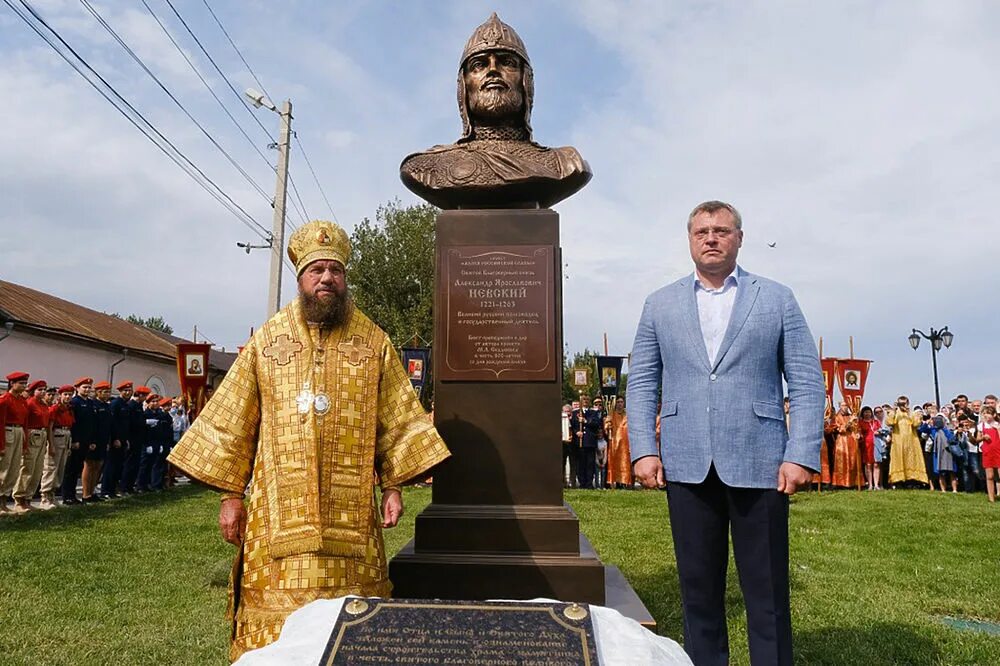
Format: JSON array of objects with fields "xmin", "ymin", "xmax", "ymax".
[
  {"xmin": 468, "ymin": 85, "xmax": 523, "ymax": 123},
  {"xmin": 300, "ymin": 288, "xmax": 350, "ymax": 327}
]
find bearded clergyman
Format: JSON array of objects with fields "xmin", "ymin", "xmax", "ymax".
[
  {"xmin": 168, "ymin": 220, "xmax": 451, "ymax": 661},
  {"xmin": 400, "ymin": 12, "xmax": 592, "ymax": 209}
]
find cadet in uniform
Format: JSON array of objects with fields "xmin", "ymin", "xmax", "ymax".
[
  {"xmin": 0, "ymin": 371, "xmax": 30, "ymax": 513},
  {"xmin": 151, "ymin": 396, "xmax": 174, "ymax": 490},
  {"xmin": 85, "ymin": 381, "xmax": 113, "ymax": 502},
  {"xmin": 121, "ymin": 385, "xmax": 150, "ymax": 494},
  {"xmin": 136, "ymin": 393, "xmax": 161, "ymax": 492},
  {"xmin": 41, "ymin": 385, "xmax": 75, "ymax": 509},
  {"xmin": 63, "ymin": 377, "xmax": 95, "ymax": 505},
  {"xmin": 101, "ymin": 380, "xmax": 132, "ymax": 498},
  {"xmin": 13, "ymin": 379, "xmax": 52, "ymax": 512}
]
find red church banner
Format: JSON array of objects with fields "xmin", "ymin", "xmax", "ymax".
[
  {"xmin": 176, "ymin": 343, "xmax": 211, "ymax": 417},
  {"xmin": 836, "ymin": 358, "xmax": 872, "ymax": 414}
]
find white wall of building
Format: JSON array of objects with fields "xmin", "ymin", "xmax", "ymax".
[{"xmin": 0, "ymin": 328, "xmax": 180, "ymax": 395}]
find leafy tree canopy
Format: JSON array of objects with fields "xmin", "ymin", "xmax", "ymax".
[{"xmin": 348, "ymin": 199, "xmax": 436, "ymax": 349}]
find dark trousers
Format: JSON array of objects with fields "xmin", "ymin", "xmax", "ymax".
[
  {"xmin": 576, "ymin": 447, "xmax": 596, "ymax": 489},
  {"xmin": 964, "ymin": 452, "xmax": 983, "ymax": 492},
  {"xmin": 151, "ymin": 444, "xmax": 171, "ymax": 490},
  {"xmin": 666, "ymin": 465, "xmax": 792, "ymax": 666},
  {"xmin": 137, "ymin": 443, "xmax": 160, "ymax": 490},
  {"xmin": 562, "ymin": 443, "xmax": 579, "ymax": 487},
  {"xmin": 101, "ymin": 443, "xmax": 126, "ymax": 496},
  {"xmin": 61, "ymin": 447, "xmax": 85, "ymax": 501},
  {"xmin": 120, "ymin": 442, "xmax": 141, "ymax": 492}
]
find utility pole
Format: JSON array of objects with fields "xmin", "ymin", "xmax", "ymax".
[{"xmin": 267, "ymin": 99, "xmax": 292, "ymax": 318}]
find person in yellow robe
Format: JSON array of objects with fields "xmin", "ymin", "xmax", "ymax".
[
  {"xmin": 167, "ymin": 220, "xmax": 451, "ymax": 661},
  {"xmin": 605, "ymin": 397, "xmax": 632, "ymax": 488},
  {"xmin": 885, "ymin": 395, "xmax": 928, "ymax": 487}
]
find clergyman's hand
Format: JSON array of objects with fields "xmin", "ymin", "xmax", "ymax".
[
  {"xmin": 776, "ymin": 462, "xmax": 812, "ymax": 495},
  {"xmin": 633, "ymin": 455, "xmax": 665, "ymax": 489},
  {"xmin": 219, "ymin": 498, "xmax": 247, "ymax": 546},
  {"xmin": 381, "ymin": 488, "xmax": 403, "ymax": 528}
]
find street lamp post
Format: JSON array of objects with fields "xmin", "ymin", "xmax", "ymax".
[{"xmin": 908, "ymin": 326, "xmax": 954, "ymax": 409}]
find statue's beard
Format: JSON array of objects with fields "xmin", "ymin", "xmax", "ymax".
[
  {"xmin": 300, "ymin": 288, "xmax": 350, "ymax": 327},
  {"xmin": 468, "ymin": 85, "xmax": 523, "ymax": 124}
]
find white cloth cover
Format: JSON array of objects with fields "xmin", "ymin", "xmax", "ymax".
[{"xmin": 234, "ymin": 597, "xmax": 692, "ymax": 665}]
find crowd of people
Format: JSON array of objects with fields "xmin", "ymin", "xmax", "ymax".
[
  {"xmin": 0, "ymin": 371, "xmax": 196, "ymax": 514},
  {"xmin": 817, "ymin": 393, "xmax": 1000, "ymax": 501},
  {"xmin": 561, "ymin": 391, "xmax": 1000, "ymax": 502}
]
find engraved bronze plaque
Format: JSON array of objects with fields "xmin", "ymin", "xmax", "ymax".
[
  {"xmin": 319, "ymin": 598, "xmax": 599, "ymax": 665},
  {"xmin": 439, "ymin": 245, "xmax": 556, "ymax": 381}
]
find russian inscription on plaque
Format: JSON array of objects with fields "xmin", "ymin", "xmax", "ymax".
[
  {"xmin": 319, "ymin": 598, "xmax": 598, "ymax": 666},
  {"xmin": 439, "ymin": 244, "xmax": 555, "ymax": 382}
]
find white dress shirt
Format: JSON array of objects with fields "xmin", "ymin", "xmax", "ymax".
[{"xmin": 694, "ymin": 266, "xmax": 740, "ymax": 365}]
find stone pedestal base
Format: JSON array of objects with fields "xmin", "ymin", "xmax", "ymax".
[{"xmin": 388, "ymin": 208, "xmax": 654, "ymax": 630}]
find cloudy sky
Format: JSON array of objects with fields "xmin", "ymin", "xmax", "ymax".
[{"xmin": 2, "ymin": 0, "xmax": 998, "ymax": 404}]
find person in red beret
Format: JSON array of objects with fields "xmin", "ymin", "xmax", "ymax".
[
  {"xmin": 0, "ymin": 372, "xmax": 30, "ymax": 513},
  {"xmin": 100, "ymin": 381, "xmax": 134, "ymax": 498},
  {"xmin": 40, "ymin": 385, "xmax": 76, "ymax": 509},
  {"xmin": 82, "ymin": 381, "xmax": 113, "ymax": 503},
  {"xmin": 12, "ymin": 380, "xmax": 53, "ymax": 512},
  {"xmin": 61, "ymin": 378, "xmax": 94, "ymax": 505},
  {"xmin": 120, "ymin": 386, "xmax": 151, "ymax": 494}
]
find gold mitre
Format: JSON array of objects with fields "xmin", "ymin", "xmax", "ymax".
[
  {"xmin": 461, "ymin": 12, "xmax": 529, "ymax": 66},
  {"xmin": 287, "ymin": 220, "xmax": 351, "ymax": 275}
]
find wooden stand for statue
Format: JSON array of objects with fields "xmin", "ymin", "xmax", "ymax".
[{"xmin": 389, "ymin": 209, "xmax": 653, "ymax": 629}]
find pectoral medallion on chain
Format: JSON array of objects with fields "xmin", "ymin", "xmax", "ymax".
[
  {"xmin": 296, "ymin": 389, "xmax": 314, "ymax": 414},
  {"xmin": 312, "ymin": 392, "xmax": 331, "ymax": 415}
]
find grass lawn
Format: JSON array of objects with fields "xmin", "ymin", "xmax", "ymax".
[{"xmin": 1, "ymin": 485, "xmax": 998, "ymax": 665}]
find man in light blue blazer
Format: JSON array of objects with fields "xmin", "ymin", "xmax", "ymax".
[{"xmin": 627, "ymin": 201, "xmax": 825, "ymax": 666}]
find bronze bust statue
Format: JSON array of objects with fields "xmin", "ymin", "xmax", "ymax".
[{"xmin": 400, "ymin": 13, "xmax": 592, "ymax": 209}]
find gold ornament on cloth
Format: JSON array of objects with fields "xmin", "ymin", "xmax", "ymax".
[{"xmin": 287, "ymin": 220, "xmax": 351, "ymax": 275}]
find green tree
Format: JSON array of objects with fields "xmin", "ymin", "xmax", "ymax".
[
  {"xmin": 348, "ymin": 199, "xmax": 436, "ymax": 348},
  {"xmin": 109, "ymin": 313, "xmax": 174, "ymax": 335}
]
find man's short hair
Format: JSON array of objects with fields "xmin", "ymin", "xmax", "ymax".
[
  {"xmin": 956, "ymin": 394, "xmax": 968, "ymax": 401},
  {"xmin": 687, "ymin": 200, "xmax": 742, "ymax": 231},
  {"xmin": 986, "ymin": 394, "xmax": 998, "ymax": 401}
]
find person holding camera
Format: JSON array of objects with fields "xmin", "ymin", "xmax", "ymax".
[{"xmin": 885, "ymin": 396, "xmax": 929, "ymax": 488}]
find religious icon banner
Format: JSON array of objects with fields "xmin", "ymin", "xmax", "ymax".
[
  {"xmin": 595, "ymin": 355, "xmax": 625, "ymax": 399},
  {"xmin": 176, "ymin": 343, "xmax": 211, "ymax": 417},
  {"xmin": 836, "ymin": 358, "xmax": 872, "ymax": 414},
  {"xmin": 401, "ymin": 346, "xmax": 431, "ymax": 398}
]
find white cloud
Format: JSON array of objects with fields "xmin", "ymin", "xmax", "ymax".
[{"xmin": 2, "ymin": 0, "xmax": 998, "ymax": 403}]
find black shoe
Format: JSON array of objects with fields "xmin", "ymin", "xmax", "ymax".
[
  {"xmin": 82, "ymin": 496, "xmax": 98, "ymax": 504},
  {"xmin": 93, "ymin": 495, "xmax": 108, "ymax": 502},
  {"xmin": 63, "ymin": 498, "xmax": 81, "ymax": 505}
]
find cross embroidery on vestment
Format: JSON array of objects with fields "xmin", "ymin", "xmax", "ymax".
[
  {"xmin": 338, "ymin": 335, "xmax": 375, "ymax": 366},
  {"xmin": 262, "ymin": 334, "xmax": 303, "ymax": 366}
]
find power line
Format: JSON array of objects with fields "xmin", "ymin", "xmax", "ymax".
[
  {"xmin": 78, "ymin": 0, "xmax": 272, "ymax": 208},
  {"xmin": 161, "ymin": 0, "xmax": 273, "ymax": 142},
  {"xmin": 196, "ymin": 1, "xmax": 329, "ymax": 228},
  {"xmin": 294, "ymin": 133, "xmax": 339, "ymax": 222},
  {"xmin": 201, "ymin": 0, "xmax": 272, "ymax": 103},
  {"xmin": 8, "ymin": 0, "xmax": 272, "ymax": 243},
  {"xmin": 287, "ymin": 170, "xmax": 311, "ymax": 223},
  {"xmin": 138, "ymin": 0, "xmax": 275, "ymax": 174}
]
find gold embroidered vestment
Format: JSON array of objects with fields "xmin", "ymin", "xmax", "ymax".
[{"xmin": 168, "ymin": 299, "xmax": 450, "ymax": 660}]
